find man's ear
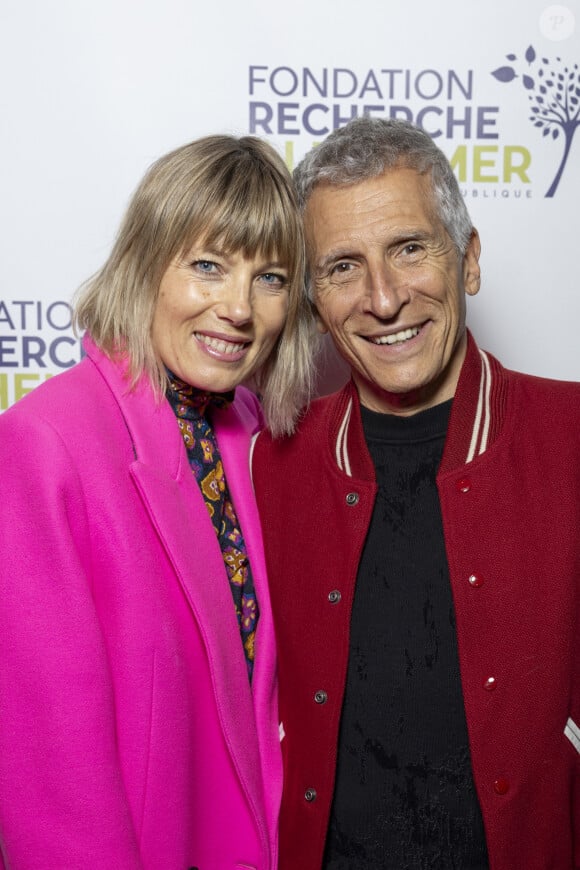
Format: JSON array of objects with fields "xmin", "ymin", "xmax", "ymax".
[
  {"xmin": 463, "ymin": 228, "xmax": 481, "ymax": 298},
  {"xmin": 312, "ymin": 302, "xmax": 329, "ymax": 334},
  {"xmin": 315, "ymin": 315, "xmax": 329, "ymax": 335}
]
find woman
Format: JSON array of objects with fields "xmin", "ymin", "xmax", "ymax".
[{"xmin": 0, "ymin": 135, "xmax": 313, "ymax": 869}]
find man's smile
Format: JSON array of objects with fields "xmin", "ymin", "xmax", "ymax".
[{"xmin": 366, "ymin": 326, "xmax": 421, "ymax": 346}]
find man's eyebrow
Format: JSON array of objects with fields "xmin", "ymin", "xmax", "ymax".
[{"xmin": 390, "ymin": 228, "xmax": 432, "ymax": 245}]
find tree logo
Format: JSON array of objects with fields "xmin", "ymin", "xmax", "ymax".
[{"xmin": 492, "ymin": 46, "xmax": 580, "ymax": 197}]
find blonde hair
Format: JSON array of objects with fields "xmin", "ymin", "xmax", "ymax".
[{"xmin": 74, "ymin": 135, "xmax": 317, "ymax": 435}]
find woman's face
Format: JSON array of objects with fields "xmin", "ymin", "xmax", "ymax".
[{"xmin": 151, "ymin": 242, "xmax": 290, "ymax": 394}]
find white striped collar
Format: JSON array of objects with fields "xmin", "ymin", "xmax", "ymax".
[
  {"xmin": 465, "ymin": 350, "xmax": 492, "ymax": 463},
  {"xmin": 333, "ymin": 349, "xmax": 494, "ymax": 476},
  {"xmin": 249, "ymin": 431, "xmax": 260, "ymax": 491},
  {"xmin": 335, "ymin": 398, "xmax": 353, "ymax": 477}
]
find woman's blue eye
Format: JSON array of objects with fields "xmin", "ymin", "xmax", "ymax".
[
  {"xmin": 194, "ymin": 260, "xmax": 217, "ymax": 273},
  {"xmin": 260, "ymin": 272, "xmax": 286, "ymax": 288}
]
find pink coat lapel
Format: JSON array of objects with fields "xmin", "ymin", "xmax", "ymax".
[
  {"xmin": 86, "ymin": 339, "xmax": 269, "ymax": 820},
  {"xmin": 213, "ymin": 402, "xmax": 282, "ymax": 829}
]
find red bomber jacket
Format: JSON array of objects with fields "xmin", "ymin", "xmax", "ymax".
[{"xmin": 252, "ymin": 332, "xmax": 580, "ymax": 870}]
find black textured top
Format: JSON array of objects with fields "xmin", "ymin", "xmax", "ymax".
[{"xmin": 323, "ymin": 399, "xmax": 489, "ymax": 870}]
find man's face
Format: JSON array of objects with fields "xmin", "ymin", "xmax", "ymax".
[{"xmin": 305, "ymin": 166, "xmax": 481, "ymax": 415}]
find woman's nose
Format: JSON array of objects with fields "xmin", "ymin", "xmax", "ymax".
[{"xmin": 216, "ymin": 278, "xmax": 253, "ymax": 324}]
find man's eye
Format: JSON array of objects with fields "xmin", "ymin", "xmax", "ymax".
[
  {"xmin": 402, "ymin": 243, "xmax": 422, "ymax": 256},
  {"xmin": 331, "ymin": 262, "xmax": 354, "ymax": 275}
]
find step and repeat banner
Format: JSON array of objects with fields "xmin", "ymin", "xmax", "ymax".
[{"xmin": 1, "ymin": 0, "xmax": 578, "ymax": 408}]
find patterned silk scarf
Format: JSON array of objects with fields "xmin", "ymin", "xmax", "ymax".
[{"xmin": 165, "ymin": 373, "xmax": 259, "ymax": 682}]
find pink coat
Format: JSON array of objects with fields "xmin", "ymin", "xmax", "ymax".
[{"xmin": 0, "ymin": 337, "xmax": 282, "ymax": 869}]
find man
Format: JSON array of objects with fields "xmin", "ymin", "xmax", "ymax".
[{"xmin": 252, "ymin": 117, "xmax": 580, "ymax": 869}]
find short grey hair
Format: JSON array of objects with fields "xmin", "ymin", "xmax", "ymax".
[{"xmin": 294, "ymin": 117, "xmax": 473, "ymax": 273}]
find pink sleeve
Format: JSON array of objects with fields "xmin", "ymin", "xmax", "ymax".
[
  {"xmin": 234, "ymin": 385, "xmax": 265, "ymax": 432},
  {"xmin": 0, "ymin": 409, "xmax": 143, "ymax": 869}
]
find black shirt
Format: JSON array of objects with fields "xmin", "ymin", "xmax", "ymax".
[{"xmin": 323, "ymin": 400, "xmax": 488, "ymax": 870}]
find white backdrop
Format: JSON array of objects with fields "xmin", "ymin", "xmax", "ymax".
[{"xmin": 1, "ymin": 0, "xmax": 578, "ymax": 409}]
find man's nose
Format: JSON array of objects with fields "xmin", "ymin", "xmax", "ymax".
[{"xmin": 364, "ymin": 262, "xmax": 410, "ymax": 318}]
